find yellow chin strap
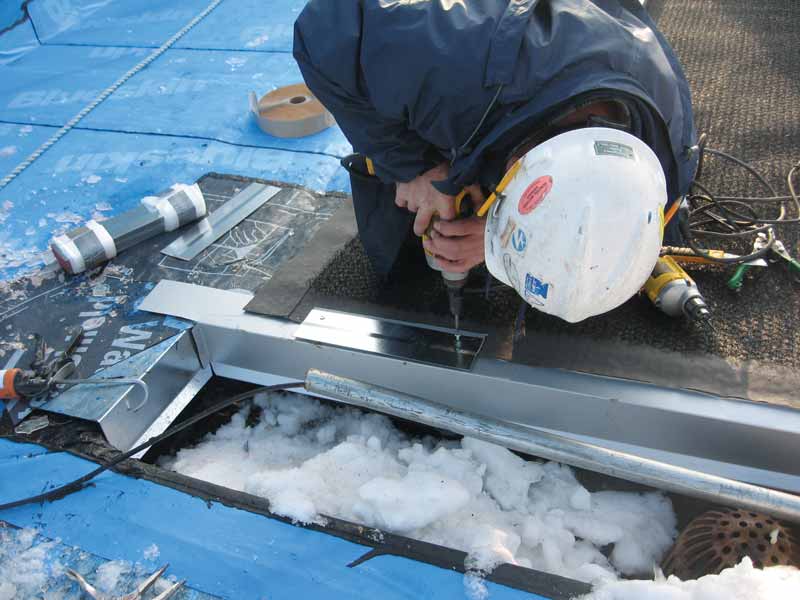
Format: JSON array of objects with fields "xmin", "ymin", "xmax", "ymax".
[{"xmin": 476, "ymin": 160, "xmax": 522, "ymax": 217}]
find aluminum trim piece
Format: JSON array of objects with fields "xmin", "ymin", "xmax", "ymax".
[
  {"xmin": 131, "ymin": 365, "xmax": 212, "ymax": 459},
  {"xmin": 139, "ymin": 280, "xmax": 800, "ymax": 493},
  {"xmin": 295, "ymin": 309, "xmax": 485, "ymax": 371},
  {"xmin": 41, "ymin": 330, "xmax": 205, "ymax": 452},
  {"xmin": 161, "ymin": 183, "xmax": 280, "ymax": 260}
]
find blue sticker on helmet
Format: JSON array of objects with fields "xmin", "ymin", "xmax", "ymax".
[
  {"xmin": 511, "ymin": 228, "xmax": 527, "ymax": 254},
  {"xmin": 524, "ymin": 273, "xmax": 549, "ymax": 301}
]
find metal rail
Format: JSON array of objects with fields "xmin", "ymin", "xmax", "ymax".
[
  {"xmin": 305, "ymin": 369, "xmax": 800, "ymax": 524},
  {"xmin": 139, "ymin": 281, "xmax": 800, "ymax": 495}
]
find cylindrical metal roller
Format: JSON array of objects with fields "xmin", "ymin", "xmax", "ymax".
[{"xmin": 51, "ymin": 183, "xmax": 206, "ymax": 274}]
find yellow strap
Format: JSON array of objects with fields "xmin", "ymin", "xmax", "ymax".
[
  {"xmin": 664, "ymin": 198, "xmax": 680, "ymax": 224},
  {"xmin": 476, "ymin": 160, "xmax": 522, "ymax": 217},
  {"xmin": 365, "ymin": 157, "xmax": 375, "ymax": 176},
  {"xmin": 454, "ymin": 189, "xmax": 468, "ymax": 215}
]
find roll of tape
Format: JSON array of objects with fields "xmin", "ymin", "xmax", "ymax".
[
  {"xmin": 51, "ymin": 234, "xmax": 86, "ymax": 274},
  {"xmin": 250, "ymin": 83, "xmax": 335, "ymax": 138},
  {"xmin": 85, "ymin": 219, "xmax": 117, "ymax": 260},
  {"xmin": 142, "ymin": 194, "xmax": 180, "ymax": 231},
  {"xmin": 183, "ymin": 183, "xmax": 207, "ymax": 220}
]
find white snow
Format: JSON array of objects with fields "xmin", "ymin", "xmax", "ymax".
[
  {"xmin": 162, "ymin": 392, "xmax": 800, "ymax": 599},
  {"xmin": 245, "ymin": 34, "xmax": 270, "ymax": 48},
  {"xmin": 0, "ymin": 527, "xmax": 179, "ymax": 599},
  {"xmin": 0, "ymin": 528, "xmax": 64, "ymax": 599},
  {"xmin": 162, "ymin": 391, "xmax": 676, "ymax": 584},
  {"xmin": 94, "ymin": 561, "xmax": 131, "ymax": 594},
  {"xmin": 579, "ymin": 557, "xmax": 800, "ymax": 600},
  {"xmin": 225, "ymin": 56, "xmax": 248, "ymax": 71},
  {"xmin": 0, "ymin": 146, "xmax": 16, "ymax": 157},
  {"xmin": 143, "ymin": 543, "xmax": 160, "ymax": 561},
  {"xmin": 770, "ymin": 528, "xmax": 781, "ymax": 545},
  {"xmin": 53, "ymin": 212, "xmax": 82, "ymax": 224},
  {"xmin": 83, "ymin": 174, "xmax": 102, "ymax": 185}
]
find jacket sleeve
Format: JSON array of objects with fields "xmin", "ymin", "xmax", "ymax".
[{"xmin": 293, "ymin": 0, "xmax": 435, "ymax": 183}]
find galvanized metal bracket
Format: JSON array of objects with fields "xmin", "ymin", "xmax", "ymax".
[{"xmin": 41, "ymin": 329, "xmax": 212, "ymax": 453}]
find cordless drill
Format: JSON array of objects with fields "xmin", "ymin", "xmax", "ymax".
[{"xmin": 423, "ymin": 189, "xmax": 471, "ymax": 335}]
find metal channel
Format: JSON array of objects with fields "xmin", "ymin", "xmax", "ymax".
[
  {"xmin": 306, "ymin": 370, "xmax": 800, "ymax": 523},
  {"xmin": 139, "ymin": 281, "xmax": 800, "ymax": 493},
  {"xmin": 295, "ymin": 309, "xmax": 484, "ymax": 370},
  {"xmin": 42, "ymin": 329, "xmax": 210, "ymax": 452},
  {"xmin": 161, "ymin": 183, "xmax": 280, "ymax": 260},
  {"xmin": 305, "ymin": 369, "xmax": 800, "ymax": 523}
]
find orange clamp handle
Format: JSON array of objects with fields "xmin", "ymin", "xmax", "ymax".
[{"xmin": 0, "ymin": 368, "xmax": 20, "ymax": 400}]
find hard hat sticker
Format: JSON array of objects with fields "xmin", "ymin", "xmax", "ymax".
[
  {"xmin": 511, "ymin": 228, "xmax": 527, "ymax": 254},
  {"xmin": 499, "ymin": 217, "xmax": 516, "ymax": 249},
  {"xmin": 594, "ymin": 140, "xmax": 634, "ymax": 160},
  {"xmin": 524, "ymin": 273, "xmax": 550, "ymax": 306},
  {"xmin": 518, "ymin": 176, "xmax": 552, "ymax": 215}
]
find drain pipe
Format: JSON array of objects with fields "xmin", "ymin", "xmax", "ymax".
[{"xmin": 305, "ymin": 369, "xmax": 800, "ymax": 524}]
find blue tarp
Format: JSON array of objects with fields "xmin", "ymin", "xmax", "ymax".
[
  {"xmin": 0, "ymin": 0, "xmax": 352, "ymax": 281},
  {"xmin": 0, "ymin": 439, "xmax": 541, "ymax": 600}
]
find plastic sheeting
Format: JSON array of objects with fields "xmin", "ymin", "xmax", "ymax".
[
  {"xmin": 1, "ymin": 45, "xmax": 350, "ymax": 155},
  {"xmin": 0, "ymin": 439, "xmax": 541, "ymax": 600},
  {"xmin": 0, "ymin": 0, "xmax": 353, "ymax": 281}
]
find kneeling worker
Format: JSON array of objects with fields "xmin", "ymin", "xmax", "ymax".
[{"xmin": 293, "ymin": 0, "xmax": 698, "ymax": 322}]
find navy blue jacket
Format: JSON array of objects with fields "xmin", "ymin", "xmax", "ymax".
[{"xmin": 294, "ymin": 0, "xmax": 698, "ymax": 272}]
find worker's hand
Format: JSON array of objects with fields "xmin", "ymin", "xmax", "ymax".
[
  {"xmin": 422, "ymin": 187, "xmax": 487, "ymax": 272},
  {"xmin": 423, "ymin": 216, "xmax": 486, "ymax": 272},
  {"xmin": 395, "ymin": 163, "xmax": 455, "ymax": 236}
]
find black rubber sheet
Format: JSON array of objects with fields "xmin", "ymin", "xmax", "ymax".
[{"xmin": 0, "ymin": 175, "xmax": 347, "ymax": 418}]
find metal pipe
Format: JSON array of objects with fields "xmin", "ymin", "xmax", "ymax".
[{"xmin": 305, "ymin": 369, "xmax": 800, "ymax": 524}]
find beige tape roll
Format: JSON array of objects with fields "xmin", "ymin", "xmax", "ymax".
[{"xmin": 250, "ymin": 83, "xmax": 335, "ymax": 138}]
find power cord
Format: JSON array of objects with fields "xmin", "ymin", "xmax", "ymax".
[
  {"xmin": 0, "ymin": 381, "xmax": 304, "ymax": 512},
  {"xmin": 679, "ymin": 135, "xmax": 800, "ymax": 264}
]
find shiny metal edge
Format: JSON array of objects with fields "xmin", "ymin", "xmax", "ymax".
[
  {"xmin": 161, "ymin": 183, "xmax": 281, "ymax": 260},
  {"xmin": 131, "ymin": 365, "xmax": 213, "ymax": 459},
  {"xmin": 42, "ymin": 329, "xmax": 204, "ymax": 452},
  {"xmin": 295, "ymin": 309, "xmax": 485, "ymax": 371}
]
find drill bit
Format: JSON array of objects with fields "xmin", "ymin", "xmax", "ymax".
[{"xmin": 445, "ymin": 282, "xmax": 464, "ymax": 346}]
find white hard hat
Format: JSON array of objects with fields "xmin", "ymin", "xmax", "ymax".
[{"xmin": 483, "ymin": 127, "xmax": 667, "ymax": 323}]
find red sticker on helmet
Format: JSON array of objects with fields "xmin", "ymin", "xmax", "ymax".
[{"xmin": 518, "ymin": 176, "xmax": 553, "ymax": 215}]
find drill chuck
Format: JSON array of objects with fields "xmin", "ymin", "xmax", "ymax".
[{"xmin": 444, "ymin": 276, "xmax": 466, "ymax": 322}]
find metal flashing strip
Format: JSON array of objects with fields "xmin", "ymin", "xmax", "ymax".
[
  {"xmin": 161, "ymin": 183, "xmax": 281, "ymax": 260},
  {"xmin": 139, "ymin": 280, "xmax": 800, "ymax": 494},
  {"xmin": 295, "ymin": 309, "xmax": 485, "ymax": 371}
]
